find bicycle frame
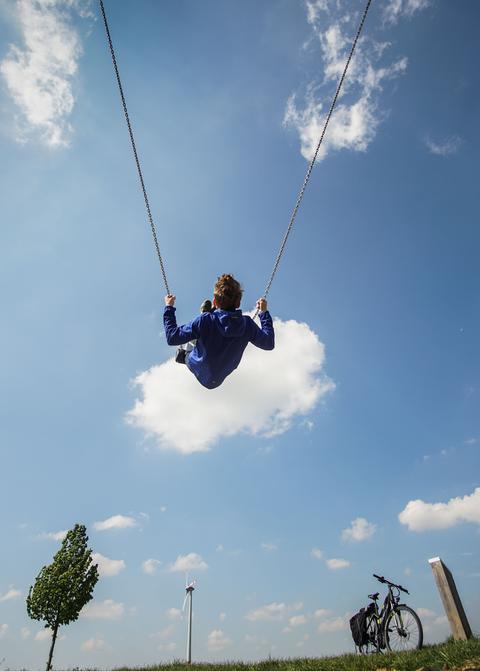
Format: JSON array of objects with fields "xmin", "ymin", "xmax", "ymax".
[{"xmin": 367, "ymin": 584, "xmax": 404, "ymax": 649}]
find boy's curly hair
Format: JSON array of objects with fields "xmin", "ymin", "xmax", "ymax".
[{"xmin": 214, "ymin": 274, "xmax": 243, "ymax": 311}]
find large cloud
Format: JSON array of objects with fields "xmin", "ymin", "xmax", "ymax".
[
  {"xmin": 283, "ymin": 0, "xmax": 431, "ymax": 163},
  {"xmin": 399, "ymin": 488, "xmax": 480, "ymax": 531},
  {"xmin": 0, "ymin": 0, "xmax": 92, "ymax": 147},
  {"xmin": 127, "ymin": 317, "xmax": 334, "ymax": 454}
]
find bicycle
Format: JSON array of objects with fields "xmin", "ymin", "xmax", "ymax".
[{"xmin": 359, "ymin": 574, "xmax": 423, "ymax": 653}]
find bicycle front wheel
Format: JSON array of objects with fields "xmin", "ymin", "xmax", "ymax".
[{"xmin": 384, "ymin": 605, "xmax": 423, "ymax": 651}]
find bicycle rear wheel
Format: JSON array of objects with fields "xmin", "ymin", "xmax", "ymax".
[
  {"xmin": 361, "ymin": 615, "xmax": 381, "ymax": 654},
  {"xmin": 384, "ymin": 605, "xmax": 423, "ymax": 651}
]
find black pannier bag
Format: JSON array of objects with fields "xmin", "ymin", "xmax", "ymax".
[{"xmin": 349, "ymin": 607, "xmax": 368, "ymax": 647}]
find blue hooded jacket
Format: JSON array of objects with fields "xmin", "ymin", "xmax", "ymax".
[{"xmin": 164, "ymin": 306, "xmax": 274, "ymax": 389}]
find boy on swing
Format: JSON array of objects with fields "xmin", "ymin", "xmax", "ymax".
[{"xmin": 164, "ymin": 274, "xmax": 274, "ymax": 389}]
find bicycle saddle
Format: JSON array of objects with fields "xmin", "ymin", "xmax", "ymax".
[{"xmin": 368, "ymin": 592, "xmax": 380, "ymax": 600}]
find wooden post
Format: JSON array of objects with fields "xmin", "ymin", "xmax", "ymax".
[{"xmin": 429, "ymin": 557, "xmax": 472, "ymax": 640}]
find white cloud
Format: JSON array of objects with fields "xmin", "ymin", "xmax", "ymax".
[
  {"xmin": 93, "ymin": 515, "xmax": 137, "ymax": 531},
  {"xmin": 35, "ymin": 628, "xmax": 52, "ymax": 641},
  {"xmin": 399, "ymin": 487, "xmax": 480, "ymax": 531},
  {"xmin": 82, "ymin": 636, "xmax": 105, "ymax": 652},
  {"xmin": 289, "ymin": 614, "xmax": 308, "ymax": 627},
  {"xmin": 158, "ymin": 642, "xmax": 177, "ymax": 652},
  {"xmin": 383, "ymin": 0, "xmax": 430, "ymax": 24},
  {"xmin": 81, "ymin": 599, "xmax": 124, "ymax": 620},
  {"xmin": 37, "ymin": 529, "xmax": 67, "ymax": 541},
  {"xmin": 314, "ymin": 608, "xmax": 332, "ymax": 619},
  {"xmin": 318, "ymin": 614, "xmax": 349, "ymax": 632},
  {"xmin": 21, "ymin": 627, "xmax": 31, "ymax": 639},
  {"xmin": 0, "ymin": 0, "xmax": 91, "ymax": 147},
  {"xmin": 0, "ymin": 624, "xmax": 8, "ymax": 639},
  {"xmin": 311, "ymin": 548, "xmax": 324, "ymax": 560},
  {"xmin": 127, "ymin": 317, "xmax": 334, "ymax": 453},
  {"xmin": 142, "ymin": 558, "xmax": 162, "ymax": 575},
  {"xmin": 434, "ymin": 615, "xmax": 448, "ymax": 626},
  {"xmin": 261, "ymin": 542, "xmax": 278, "ymax": 551},
  {"xmin": 341, "ymin": 517, "xmax": 377, "ymax": 542},
  {"xmin": 284, "ymin": 1, "xmax": 418, "ymax": 164},
  {"xmin": 166, "ymin": 607, "xmax": 182, "ymax": 622},
  {"xmin": 326, "ymin": 558, "xmax": 351, "ymax": 570},
  {"xmin": 245, "ymin": 601, "xmax": 302, "ymax": 622},
  {"xmin": 150, "ymin": 625, "xmax": 175, "ymax": 641},
  {"xmin": 207, "ymin": 629, "xmax": 231, "ymax": 652},
  {"xmin": 424, "ymin": 135, "xmax": 462, "ymax": 156},
  {"xmin": 0, "ymin": 588, "xmax": 21, "ymax": 602},
  {"xmin": 168, "ymin": 553, "xmax": 208, "ymax": 573},
  {"xmin": 306, "ymin": 0, "xmax": 330, "ymax": 25},
  {"xmin": 91, "ymin": 553, "xmax": 125, "ymax": 577},
  {"xmin": 219, "ymin": 612, "xmax": 227, "ymax": 622},
  {"xmin": 417, "ymin": 608, "xmax": 436, "ymax": 618}
]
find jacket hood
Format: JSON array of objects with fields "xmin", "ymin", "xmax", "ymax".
[{"xmin": 213, "ymin": 309, "xmax": 246, "ymax": 338}]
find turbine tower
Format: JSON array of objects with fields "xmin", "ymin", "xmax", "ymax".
[{"xmin": 183, "ymin": 577, "xmax": 196, "ymax": 664}]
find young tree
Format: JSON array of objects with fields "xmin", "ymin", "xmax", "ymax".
[{"xmin": 27, "ymin": 523, "xmax": 99, "ymax": 671}]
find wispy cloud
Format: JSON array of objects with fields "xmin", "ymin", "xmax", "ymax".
[
  {"xmin": 93, "ymin": 514, "xmax": 137, "ymax": 532},
  {"xmin": 82, "ymin": 636, "xmax": 105, "ymax": 652},
  {"xmin": 37, "ymin": 529, "xmax": 67, "ymax": 541},
  {"xmin": 142, "ymin": 558, "xmax": 162, "ymax": 575},
  {"xmin": 166, "ymin": 607, "xmax": 182, "ymax": 621},
  {"xmin": 284, "ymin": 0, "xmax": 431, "ymax": 164},
  {"xmin": 261, "ymin": 542, "xmax": 278, "ymax": 551},
  {"xmin": 383, "ymin": 0, "xmax": 431, "ymax": 25},
  {"xmin": 399, "ymin": 487, "xmax": 480, "ymax": 531},
  {"xmin": 0, "ymin": 587, "xmax": 21, "ymax": 602},
  {"xmin": 168, "ymin": 553, "xmax": 208, "ymax": 573},
  {"xmin": 424, "ymin": 135, "xmax": 462, "ymax": 156},
  {"xmin": 207, "ymin": 629, "xmax": 231, "ymax": 651},
  {"xmin": 317, "ymin": 613, "xmax": 349, "ymax": 632},
  {"xmin": 91, "ymin": 552, "xmax": 125, "ymax": 577},
  {"xmin": 0, "ymin": 624, "xmax": 8, "ymax": 639},
  {"xmin": 311, "ymin": 548, "xmax": 350, "ymax": 569},
  {"xmin": 150, "ymin": 625, "xmax": 175, "ymax": 641},
  {"xmin": 128, "ymin": 317, "xmax": 334, "ymax": 454},
  {"xmin": 81, "ymin": 599, "xmax": 125, "ymax": 620},
  {"xmin": 341, "ymin": 517, "xmax": 377, "ymax": 542},
  {"xmin": 245, "ymin": 601, "xmax": 302, "ymax": 622},
  {"xmin": 326, "ymin": 557, "xmax": 351, "ymax": 570},
  {"xmin": 288, "ymin": 614, "xmax": 308, "ymax": 627},
  {"xmin": 0, "ymin": 0, "xmax": 92, "ymax": 147},
  {"xmin": 34, "ymin": 628, "xmax": 52, "ymax": 641}
]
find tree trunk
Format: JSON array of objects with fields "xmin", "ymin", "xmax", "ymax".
[{"xmin": 45, "ymin": 620, "xmax": 59, "ymax": 671}]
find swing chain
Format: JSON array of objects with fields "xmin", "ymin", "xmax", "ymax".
[
  {"xmin": 261, "ymin": 0, "xmax": 373, "ymax": 303},
  {"xmin": 99, "ymin": 0, "xmax": 171, "ymax": 296}
]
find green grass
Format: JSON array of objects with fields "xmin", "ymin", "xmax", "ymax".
[{"xmin": 112, "ymin": 638, "xmax": 480, "ymax": 671}]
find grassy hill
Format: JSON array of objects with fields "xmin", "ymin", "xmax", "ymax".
[{"xmin": 113, "ymin": 638, "xmax": 480, "ymax": 671}]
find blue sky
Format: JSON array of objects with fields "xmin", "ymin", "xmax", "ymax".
[{"xmin": 0, "ymin": 0, "xmax": 479, "ymax": 667}]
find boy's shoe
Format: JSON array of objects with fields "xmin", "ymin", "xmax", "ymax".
[
  {"xmin": 200, "ymin": 299, "xmax": 213, "ymax": 313},
  {"xmin": 175, "ymin": 348, "xmax": 187, "ymax": 364}
]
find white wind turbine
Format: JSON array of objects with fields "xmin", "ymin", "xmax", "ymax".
[{"xmin": 182, "ymin": 575, "xmax": 196, "ymax": 664}]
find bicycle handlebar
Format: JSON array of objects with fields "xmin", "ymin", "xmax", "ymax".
[{"xmin": 373, "ymin": 574, "xmax": 409, "ymax": 594}]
